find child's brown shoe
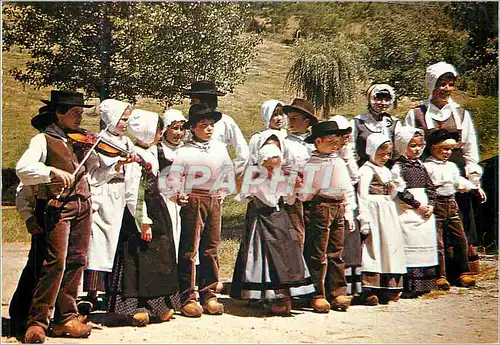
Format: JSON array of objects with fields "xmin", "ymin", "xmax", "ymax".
[
  {"xmin": 158, "ymin": 309, "xmax": 175, "ymax": 322},
  {"xmin": 311, "ymin": 297, "xmax": 330, "ymax": 313},
  {"xmin": 270, "ymin": 298, "xmax": 292, "ymax": 316},
  {"xmin": 331, "ymin": 296, "xmax": 351, "ymax": 311},
  {"xmin": 436, "ymin": 277, "xmax": 451, "ymax": 290},
  {"xmin": 202, "ymin": 298, "xmax": 224, "ymax": 315},
  {"xmin": 363, "ymin": 294, "xmax": 379, "ymax": 306},
  {"xmin": 131, "ymin": 312, "xmax": 149, "ymax": 327},
  {"xmin": 24, "ymin": 325, "xmax": 46, "ymax": 344},
  {"xmin": 180, "ymin": 300, "xmax": 203, "ymax": 318},
  {"xmin": 459, "ymin": 274, "xmax": 476, "ymax": 287}
]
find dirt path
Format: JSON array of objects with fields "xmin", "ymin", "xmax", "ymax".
[{"xmin": 2, "ymin": 243, "xmax": 498, "ymax": 344}]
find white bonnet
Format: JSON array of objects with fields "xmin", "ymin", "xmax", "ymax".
[
  {"xmin": 367, "ymin": 84, "xmax": 396, "ymax": 104},
  {"xmin": 366, "ymin": 132, "xmax": 392, "ymax": 161},
  {"xmin": 162, "ymin": 109, "xmax": 186, "ymax": 128},
  {"xmin": 328, "ymin": 115, "xmax": 351, "ymax": 130},
  {"xmin": 258, "ymin": 143, "xmax": 283, "ymax": 167},
  {"xmin": 100, "ymin": 99, "xmax": 131, "ymax": 129},
  {"xmin": 394, "ymin": 127, "xmax": 425, "ymax": 157},
  {"xmin": 128, "ymin": 109, "xmax": 159, "ymax": 145},
  {"xmin": 425, "ymin": 62, "xmax": 458, "ymax": 95},
  {"xmin": 260, "ymin": 99, "xmax": 283, "ymax": 129}
]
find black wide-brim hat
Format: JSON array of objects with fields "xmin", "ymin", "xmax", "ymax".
[
  {"xmin": 31, "ymin": 105, "xmax": 56, "ymax": 131},
  {"xmin": 41, "ymin": 90, "xmax": 93, "ymax": 109},
  {"xmin": 283, "ymin": 98, "xmax": 319, "ymax": 126},
  {"xmin": 305, "ymin": 120, "xmax": 341, "ymax": 143},
  {"xmin": 186, "ymin": 103, "xmax": 223, "ymax": 127},
  {"xmin": 184, "ymin": 80, "xmax": 226, "ymax": 97}
]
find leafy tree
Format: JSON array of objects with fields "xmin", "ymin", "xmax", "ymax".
[
  {"xmin": 285, "ymin": 37, "xmax": 368, "ymax": 118},
  {"xmin": 2, "ymin": 2, "xmax": 260, "ymax": 104},
  {"xmin": 359, "ymin": 4, "xmax": 468, "ymax": 98},
  {"xmin": 445, "ymin": 2, "xmax": 498, "ymax": 96}
]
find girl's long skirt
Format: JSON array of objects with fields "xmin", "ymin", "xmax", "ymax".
[
  {"xmin": 360, "ymin": 195, "xmax": 407, "ymax": 291},
  {"xmin": 230, "ymin": 199, "xmax": 315, "ymax": 301},
  {"xmin": 396, "ymin": 188, "xmax": 438, "ymax": 293},
  {"xmin": 84, "ymin": 180, "xmax": 127, "ymax": 292},
  {"xmin": 107, "ymin": 192, "xmax": 179, "ymax": 317}
]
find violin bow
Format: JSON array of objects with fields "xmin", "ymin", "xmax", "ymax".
[{"xmin": 55, "ymin": 124, "xmax": 112, "ymax": 200}]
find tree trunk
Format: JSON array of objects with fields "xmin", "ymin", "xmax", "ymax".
[{"xmin": 99, "ymin": 7, "xmax": 112, "ymax": 129}]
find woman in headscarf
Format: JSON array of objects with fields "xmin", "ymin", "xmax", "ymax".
[
  {"xmin": 106, "ymin": 109, "xmax": 178, "ymax": 326},
  {"xmin": 357, "ymin": 133, "xmax": 406, "ymax": 306},
  {"xmin": 83, "ymin": 99, "xmax": 136, "ymax": 312},
  {"xmin": 351, "ymin": 84, "xmax": 401, "ymax": 168},
  {"xmin": 404, "ymin": 61, "xmax": 486, "ymax": 276},
  {"xmin": 231, "ymin": 129, "xmax": 314, "ymax": 315},
  {"xmin": 392, "ymin": 127, "xmax": 438, "ymax": 298}
]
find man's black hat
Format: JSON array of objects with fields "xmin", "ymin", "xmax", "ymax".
[
  {"xmin": 184, "ymin": 80, "xmax": 226, "ymax": 97},
  {"xmin": 305, "ymin": 120, "xmax": 340, "ymax": 143}
]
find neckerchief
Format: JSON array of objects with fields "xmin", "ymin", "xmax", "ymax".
[{"xmin": 188, "ymin": 139, "xmax": 211, "ymax": 152}]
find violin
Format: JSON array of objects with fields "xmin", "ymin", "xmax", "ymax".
[{"xmin": 67, "ymin": 128, "xmax": 152, "ymax": 172}]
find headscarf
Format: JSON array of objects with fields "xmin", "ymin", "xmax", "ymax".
[
  {"xmin": 99, "ymin": 99, "xmax": 131, "ymax": 131},
  {"xmin": 260, "ymin": 99, "xmax": 285, "ymax": 129},
  {"xmin": 394, "ymin": 127, "xmax": 425, "ymax": 157},
  {"xmin": 128, "ymin": 109, "xmax": 159, "ymax": 145},
  {"xmin": 366, "ymin": 132, "xmax": 391, "ymax": 162},
  {"xmin": 367, "ymin": 84, "xmax": 396, "ymax": 105},
  {"xmin": 162, "ymin": 109, "xmax": 186, "ymax": 134},
  {"xmin": 425, "ymin": 62, "xmax": 458, "ymax": 95}
]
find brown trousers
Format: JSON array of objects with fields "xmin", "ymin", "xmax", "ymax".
[
  {"xmin": 28, "ymin": 197, "xmax": 92, "ymax": 329},
  {"xmin": 434, "ymin": 195, "xmax": 470, "ymax": 278},
  {"xmin": 178, "ymin": 192, "xmax": 222, "ymax": 305},
  {"xmin": 304, "ymin": 196, "xmax": 347, "ymax": 299}
]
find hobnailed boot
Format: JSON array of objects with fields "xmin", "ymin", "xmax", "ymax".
[
  {"xmin": 49, "ymin": 318, "xmax": 92, "ymax": 338},
  {"xmin": 24, "ymin": 325, "xmax": 46, "ymax": 344},
  {"xmin": 180, "ymin": 300, "xmax": 203, "ymax": 318},
  {"xmin": 311, "ymin": 297, "xmax": 330, "ymax": 313},
  {"xmin": 202, "ymin": 298, "xmax": 224, "ymax": 315},
  {"xmin": 459, "ymin": 274, "xmax": 476, "ymax": 288},
  {"xmin": 331, "ymin": 295, "xmax": 351, "ymax": 311},
  {"xmin": 436, "ymin": 277, "xmax": 451, "ymax": 290}
]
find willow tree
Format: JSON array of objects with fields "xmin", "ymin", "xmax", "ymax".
[
  {"xmin": 2, "ymin": 2, "xmax": 260, "ymax": 104},
  {"xmin": 285, "ymin": 38, "xmax": 367, "ymax": 118}
]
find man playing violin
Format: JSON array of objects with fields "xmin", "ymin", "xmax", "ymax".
[{"xmin": 15, "ymin": 90, "xmax": 132, "ymax": 343}]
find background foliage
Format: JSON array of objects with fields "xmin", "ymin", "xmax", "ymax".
[{"xmin": 3, "ymin": 2, "xmax": 260, "ymax": 104}]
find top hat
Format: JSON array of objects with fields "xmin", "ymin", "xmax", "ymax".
[
  {"xmin": 186, "ymin": 103, "xmax": 222, "ymax": 127},
  {"xmin": 41, "ymin": 90, "xmax": 93, "ymax": 109},
  {"xmin": 305, "ymin": 120, "xmax": 340, "ymax": 143},
  {"xmin": 184, "ymin": 80, "xmax": 226, "ymax": 97},
  {"xmin": 283, "ymin": 98, "xmax": 319, "ymax": 126}
]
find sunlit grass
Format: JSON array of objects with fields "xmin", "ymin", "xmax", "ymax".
[{"xmin": 2, "ymin": 208, "xmax": 30, "ymax": 243}]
